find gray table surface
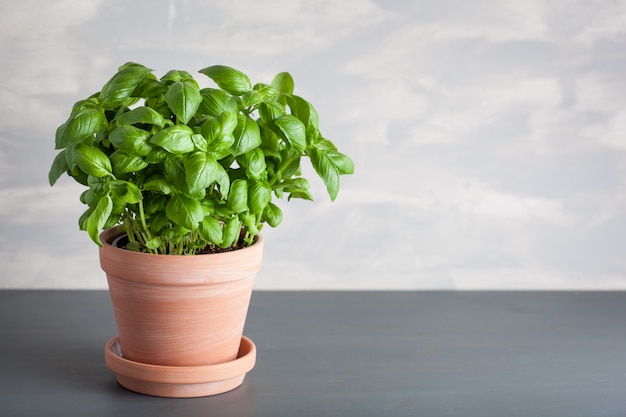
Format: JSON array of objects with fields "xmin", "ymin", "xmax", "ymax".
[{"xmin": 2, "ymin": 290, "xmax": 626, "ymax": 416}]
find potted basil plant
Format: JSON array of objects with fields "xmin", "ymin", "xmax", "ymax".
[{"xmin": 48, "ymin": 62, "xmax": 354, "ymax": 398}]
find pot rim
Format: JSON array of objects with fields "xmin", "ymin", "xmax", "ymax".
[{"xmin": 100, "ymin": 226, "xmax": 263, "ymax": 258}]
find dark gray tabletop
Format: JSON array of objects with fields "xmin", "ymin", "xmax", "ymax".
[{"xmin": 2, "ymin": 290, "xmax": 626, "ymax": 416}]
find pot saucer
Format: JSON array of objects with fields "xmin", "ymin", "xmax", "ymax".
[{"xmin": 104, "ymin": 336, "xmax": 256, "ymax": 398}]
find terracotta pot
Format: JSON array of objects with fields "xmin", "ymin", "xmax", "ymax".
[{"xmin": 99, "ymin": 226, "xmax": 263, "ymax": 368}]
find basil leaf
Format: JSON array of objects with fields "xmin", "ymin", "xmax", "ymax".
[
  {"xmin": 243, "ymin": 148, "xmax": 266, "ymax": 180},
  {"xmin": 198, "ymin": 216, "xmax": 223, "ymax": 246},
  {"xmin": 227, "ymin": 179, "xmax": 248, "ymax": 213},
  {"xmin": 253, "ymin": 82, "xmax": 277, "ymax": 99},
  {"xmin": 221, "ymin": 216, "xmax": 242, "ymax": 248},
  {"xmin": 110, "ymin": 180, "xmax": 142, "ymax": 204},
  {"xmin": 199, "ymin": 65, "xmax": 252, "ymax": 95},
  {"xmin": 273, "ymin": 115, "xmax": 306, "ymax": 152},
  {"xmin": 100, "ymin": 63, "xmax": 152, "ymax": 109},
  {"xmin": 164, "ymin": 156, "xmax": 187, "ymax": 192},
  {"xmin": 116, "ymin": 107, "xmax": 167, "ymax": 127},
  {"xmin": 326, "ymin": 150, "xmax": 355, "ymax": 175},
  {"xmin": 143, "ymin": 178, "xmax": 173, "ymax": 195},
  {"xmin": 263, "ymin": 202, "xmax": 283, "ymax": 227},
  {"xmin": 49, "ymin": 150, "xmax": 69, "ymax": 186},
  {"xmin": 232, "ymin": 115, "xmax": 261, "ymax": 156},
  {"xmin": 110, "ymin": 151, "xmax": 149, "ymax": 176},
  {"xmin": 271, "ymin": 72, "xmax": 294, "ymax": 95},
  {"xmin": 183, "ymin": 152, "xmax": 223, "ymax": 194},
  {"xmin": 248, "ymin": 180, "xmax": 271, "ymax": 214},
  {"xmin": 199, "ymin": 88, "xmax": 239, "ymax": 116},
  {"xmin": 165, "ymin": 81, "xmax": 202, "ymax": 124},
  {"xmin": 71, "ymin": 144, "xmax": 113, "ymax": 178},
  {"xmin": 131, "ymin": 75, "xmax": 167, "ymax": 99},
  {"xmin": 288, "ymin": 189, "xmax": 314, "ymax": 201},
  {"xmin": 259, "ymin": 101, "xmax": 285, "ymax": 123},
  {"xmin": 56, "ymin": 108, "xmax": 105, "ymax": 149},
  {"xmin": 165, "ymin": 194, "xmax": 204, "ymax": 229},
  {"xmin": 109, "ymin": 125, "xmax": 153, "ymax": 156},
  {"xmin": 86, "ymin": 195, "xmax": 113, "ymax": 246},
  {"xmin": 309, "ymin": 148, "xmax": 340, "ymax": 201},
  {"xmin": 150, "ymin": 125, "xmax": 195, "ymax": 154},
  {"xmin": 287, "ymin": 95, "xmax": 319, "ymax": 132}
]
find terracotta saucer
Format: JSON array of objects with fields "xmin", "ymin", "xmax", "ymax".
[{"xmin": 104, "ymin": 336, "xmax": 256, "ymax": 398}]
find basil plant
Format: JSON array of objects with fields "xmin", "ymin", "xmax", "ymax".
[{"xmin": 49, "ymin": 63, "xmax": 354, "ymax": 254}]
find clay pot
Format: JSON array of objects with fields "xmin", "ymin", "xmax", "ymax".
[{"xmin": 99, "ymin": 226, "xmax": 262, "ymax": 396}]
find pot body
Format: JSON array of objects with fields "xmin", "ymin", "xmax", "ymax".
[{"xmin": 99, "ymin": 227, "xmax": 263, "ymax": 367}]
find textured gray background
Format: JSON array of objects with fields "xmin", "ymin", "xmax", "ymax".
[{"xmin": 1, "ymin": 0, "xmax": 625, "ymax": 289}]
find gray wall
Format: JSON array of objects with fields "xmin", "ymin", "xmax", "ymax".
[{"xmin": 1, "ymin": 0, "xmax": 625, "ymax": 289}]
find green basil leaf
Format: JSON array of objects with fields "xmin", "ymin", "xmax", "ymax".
[
  {"xmin": 183, "ymin": 152, "xmax": 222, "ymax": 194},
  {"xmin": 199, "ymin": 65, "xmax": 252, "ymax": 95},
  {"xmin": 219, "ymin": 110, "xmax": 238, "ymax": 134},
  {"xmin": 198, "ymin": 216, "xmax": 223, "ymax": 246},
  {"xmin": 150, "ymin": 125, "xmax": 195, "ymax": 154},
  {"xmin": 240, "ymin": 213, "xmax": 260, "ymax": 235},
  {"xmin": 143, "ymin": 178, "xmax": 173, "ymax": 195},
  {"xmin": 164, "ymin": 156, "xmax": 187, "ymax": 192},
  {"xmin": 271, "ymin": 72, "xmax": 294, "ymax": 95},
  {"xmin": 110, "ymin": 180, "xmax": 142, "ymax": 204},
  {"xmin": 49, "ymin": 150, "xmax": 69, "ymax": 186},
  {"xmin": 144, "ymin": 195, "xmax": 166, "ymax": 215},
  {"xmin": 199, "ymin": 88, "xmax": 239, "ymax": 116},
  {"xmin": 278, "ymin": 177, "xmax": 311, "ymax": 191},
  {"xmin": 80, "ymin": 189, "xmax": 97, "ymax": 205},
  {"xmin": 110, "ymin": 150, "xmax": 149, "ymax": 175},
  {"xmin": 201, "ymin": 110, "xmax": 237, "ymax": 141},
  {"xmin": 100, "ymin": 63, "xmax": 152, "ymax": 109},
  {"xmin": 253, "ymin": 82, "xmax": 277, "ymax": 99},
  {"xmin": 243, "ymin": 148, "xmax": 266, "ymax": 180},
  {"xmin": 259, "ymin": 101, "xmax": 286, "ymax": 123},
  {"xmin": 56, "ymin": 108, "xmax": 106, "ymax": 149},
  {"xmin": 165, "ymin": 81, "xmax": 202, "ymax": 124},
  {"xmin": 191, "ymin": 134, "xmax": 208, "ymax": 152},
  {"xmin": 240, "ymin": 90, "xmax": 264, "ymax": 108},
  {"xmin": 165, "ymin": 194, "xmax": 204, "ymax": 229},
  {"xmin": 227, "ymin": 179, "xmax": 248, "ymax": 213},
  {"xmin": 148, "ymin": 211, "xmax": 170, "ymax": 235},
  {"xmin": 326, "ymin": 150, "xmax": 355, "ymax": 175},
  {"xmin": 55, "ymin": 122, "xmax": 69, "ymax": 150},
  {"xmin": 309, "ymin": 148, "xmax": 340, "ymax": 201},
  {"xmin": 232, "ymin": 115, "xmax": 261, "ymax": 156},
  {"xmin": 221, "ymin": 216, "xmax": 242, "ymax": 248},
  {"xmin": 273, "ymin": 115, "xmax": 306, "ymax": 152},
  {"xmin": 287, "ymin": 95, "xmax": 319, "ymax": 132},
  {"xmin": 260, "ymin": 127, "xmax": 281, "ymax": 158},
  {"xmin": 263, "ymin": 202, "xmax": 283, "ymax": 227},
  {"xmin": 71, "ymin": 144, "xmax": 113, "ymax": 178},
  {"xmin": 109, "ymin": 125, "xmax": 153, "ymax": 156},
  {"xmin": 248, "ymin": 180, "xmax": 271, "ymax": 214},
  {"xmin": 288, "ymin": 189, "xmax": 314, "ymax": 201},
  {"xmin": 116, "ymin": 106, "xmax": 167, "ymax": 127},
  {"xmin": 145, "ymin": 148, "xmax": 168, "ymax": 164},
  {"xmin": 312, "ymin": 138, "xmax": 336, "ymax": 151},
  {"xmin": 215, "ymin": 164, "xmax": 230, "ymax": 198},
  {"xmin": 131, "ymin": 75, "xmax": 167, "ymax": 99},
  {"xmin": 86, "ymin": 195, "xmax": 113, "ymax": 246},
  {"xmin": 146, "ymin": 237, "xmax": 162, "ymax": 250},
  {"xmin": 87, "ymin": 175, "xmax": 108, "ymax": 195}
]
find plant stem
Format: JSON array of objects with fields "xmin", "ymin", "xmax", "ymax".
[{"xmin": 138, "ymin": 199, "xmax": 152, "ymax": 241}]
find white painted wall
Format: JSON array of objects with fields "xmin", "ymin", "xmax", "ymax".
[{"xmin": 1, "ymin": 0, "xmax": 625, "ymax": 289}]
